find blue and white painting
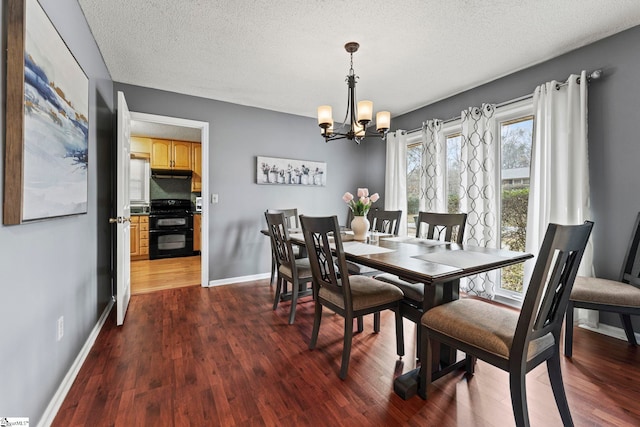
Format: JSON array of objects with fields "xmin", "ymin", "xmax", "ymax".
[{"xmin": 22, "ymin": 0, "xmax": 88, "ymax": 221}]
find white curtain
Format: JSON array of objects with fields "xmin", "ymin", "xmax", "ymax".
[
  {"xmin": 420, "ymin": 120, "xmax": 446, "ymax": 213},
  {"xmin": 458, "ymin": 104, "xmax": 498, "ymax": 298},
  {"xmin": 385, "ymin": 130, "xmax": 408, "ymax": 236},
  {"xmin": 525, "ymin": 70, "xmax": 595, "ymax": 326}
]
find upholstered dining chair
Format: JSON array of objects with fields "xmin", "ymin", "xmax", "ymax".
[
  {"xmin": 267, "ymin": 208, "xmax": 302, "ymax": 284},
  {"xmin": 300, "ymin": 215, "xmax": 405, "ymax": 379},
  {"xmin": 265, "ymin": 211, "xmax": 313, "ymax": 324},
  {"xmin": 419, "ymin": 221, "xmax": 593, "ymax": 427},
  {"xmin": 565, "ymin": 213, "xmax": 640, "ymax": 357},
  {"xmin": 376, "ymin": 212, "xmax": 467, "ymax": 333}
]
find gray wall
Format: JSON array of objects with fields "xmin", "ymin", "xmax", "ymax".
[
  {"xmin": 0, "ymin": 0, "xmax": 114, "ymax": 423},
  {"xmin": 113, "ymin": 82, "xmax": 386, "ymax": 280},
  {"xmin": 393, "ymin": 25, "xmax": 640, "ymax": 329}
]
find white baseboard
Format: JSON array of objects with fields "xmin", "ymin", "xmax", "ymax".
[
  {"xmin": 38, "ymin": 300, "xmax": 114, "ymax": 427},
  {"xmin": 208, "ymin": 272, "xmax": 270, "ymax": 287},
  {"xmin": 578, "ymin": 323, "xmax": 640, "ymax": 342}
]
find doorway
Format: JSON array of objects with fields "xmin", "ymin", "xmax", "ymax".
[{"xmin": 128, "ymin": 112, "xmax": 210, "ymax": 293}]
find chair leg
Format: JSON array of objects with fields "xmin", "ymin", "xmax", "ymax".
[
  {"xmin": 356, "ymin": 316, "xmax": 364, "ymax": 333},
  {"xmin": 416, "ymin": 323, "xmax": 422, "ymax": 360},
  {"xmin": 394, "ymin": 306, "xmax": 404, "ymax": 357},
  {"xmin": 620, "ymin": 314, "xmax": 638, "ymax": 346},
  {"xmin": 373, "ymin": 311, "xmax": 381, "ymax": 333},
  {"xmin": 418, "ymin": 326, "xmax": 431, "ymax": 400},
  {"xmin": 340, "ymin": 315, "xmax": 354, "ymax": 380},
  {"xmin": 564, "ymin": 301, "xmax": 574, "ymax": 357},
  {"xmin": 270, "ymin": 250, "xmax": 277, "ymax": 284},
  {"xmin": 289, "ymin": 278, "xmax": 299, "ymax": 324},
  {"xmin": 547, "ymin": 349, "xmax": 574, "ymax": 427},
  {"xmin": 272, "ymin": 275, "xmax": 283, "ymax": 310},
  {"xmin": 509, "ymin": 366, "xmax": 530, "ymax": 427},
  {"xmin": 465, "ymin": 354, "xmax": 476, "ymax": 375},
  {"xmin": 309, "ymin": 301, "xmax": 322, "ymax": 350}
]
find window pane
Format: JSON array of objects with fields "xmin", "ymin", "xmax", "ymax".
[
  {"xmin": 500, "ymin": 116, "xmax": 533, "ymax": 293},
  {"xmin": 446, "ymin": 134, "xmax": 462, "ymax": 213},
  {"xmin": 406, "ymin": 143, "xmax": 422, "ymax": 234}
]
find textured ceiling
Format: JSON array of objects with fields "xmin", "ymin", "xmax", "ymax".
[{"xmin": 79, "ymin": 0, "xmax": 640, "ymax": 122}]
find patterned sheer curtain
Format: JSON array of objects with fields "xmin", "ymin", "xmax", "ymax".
[
  {"xmin": 420, "ymin": 120, "xmax": 446, "ymax": 213},
  {"xmin": 525, "ymin": 71, "xmax": 594, "ymax": 326},
  {"xmin": 384, "ymin": 130, "xmax": 408, "ymax": 236},
  {"xmin": 458, "ymin": 104, "xmax": 498, "ymax": 298}
]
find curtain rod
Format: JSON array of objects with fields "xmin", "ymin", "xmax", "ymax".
[{"xmin": 405, "ymin": 69, "xmax": 602, "ymax": 135}]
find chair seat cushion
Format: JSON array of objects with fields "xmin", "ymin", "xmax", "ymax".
[
  {"xmin": 422, "ymin": 298, "xmax": 554, "ymax": 361},
  {"xmin": 279, "ymin": 258, "xmax": 312, "ymax": 281},
  {"xmin": 375, "ymin": 273, "xmax": 424, "ymax": 302},
  {"xmin": 570, "ymin": 276, "xmax": 640, "ymax": 307},
  {"xmin": 346, "ymin": 261, "xmax": 379, "ymax": 276},
  {"xmin": 319, "ymin": 275, "xmax": 404, "ymax": 311}
]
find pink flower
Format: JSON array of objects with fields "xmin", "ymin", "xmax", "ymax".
[
  {"xmin": 357, "ymin": 188, "xmax": 369, "ymax": 198},
  {"xmin": 342, "ymin": 192, "xmax": 354, "ymax": 202},
  {"xmin": 370, "ymin": 193, "xmax": 379, "ymax": 203},
  {"xmin": 360, "ymin": 196, "xmax": 369, "ymax": 205}
]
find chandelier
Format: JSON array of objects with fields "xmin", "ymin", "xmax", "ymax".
[{"xmin": 317, "ymin": 42, "xmax": 390, "ymax": 144}]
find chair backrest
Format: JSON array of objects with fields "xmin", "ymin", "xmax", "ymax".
[
  {"xmin": 300, "ymin": 215, "xmax": 354, "ymax": 309},
  {"xmin": 368, "ymin": 210, "xmax": 402, "ymax": 235},
  {"xmin": 513, "ymin": 221, "xmax": 593, "ymax": 358},
  {"xmin": 415, "ymin": 212, "xmax": 467, "ymax": 243},
  {"xmin": 265, "ymin": 212, "xmax": 296, "ymax": 272},
  {"xmin": 267, "ymin": 208, "xmax": 299, "ymax": 229},
  {"xmin": 620, "ymin": 212, "xmax": 640, "ymax": 288}
]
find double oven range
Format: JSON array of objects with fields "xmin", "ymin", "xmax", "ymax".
[{"xmin": 149, "ymin": 199, "xmax": 194, "ymax": 259}]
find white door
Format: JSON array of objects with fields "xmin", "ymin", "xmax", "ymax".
[{"xmin": 114, "ymin": 91, "xmax": 132, "ymax": 325}]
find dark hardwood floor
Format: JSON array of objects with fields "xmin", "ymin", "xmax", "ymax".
[{"xmin": 53, "ymin": 280, "xmax": 640, "ymax": 426}]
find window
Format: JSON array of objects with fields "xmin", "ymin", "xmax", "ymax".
[
  {"xmin": 497, "ymin": 107, "xmax": 534, "ymax": 296},
  {"xmin": 445, "ymin": 133, "xmax": 462, "ymax": 213},
  {"xmin": 405, "ymin": 99, "xmax": 534, "ymax": 299},
  {"xmin": 406, "ymin": 141, "xmax": 422, "ymax": 234}
]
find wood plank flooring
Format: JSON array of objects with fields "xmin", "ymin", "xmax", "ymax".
[
  {"xmin": 131, "ymin": 255, "xmax": 201, "ymax": 295},
  {"xmin": 53, "ymin": 280, "xmax": 640, "ymax": 426}
]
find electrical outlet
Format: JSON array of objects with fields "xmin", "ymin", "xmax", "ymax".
[
  {"xmin": 57, "ymin": 316, "xmax": 64, "ymax": 341},
  {"xmin": 211, "ymin": 194, "xmax": 219, "ymax": 204}
]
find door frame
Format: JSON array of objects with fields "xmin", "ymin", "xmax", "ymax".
[{"xmin": 129, "ymin": 111, "xmax": 210, "ymax": 288}]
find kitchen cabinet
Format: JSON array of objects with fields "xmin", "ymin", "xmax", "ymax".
[
  {"xmin": 131, "ymin": 215, "xmax": 149, "ymax": 260},
  {"xmin": 194, "ymin": 214, "xmax": 201, "ymax": 252},
  {"xmin": 191, "ymin": 143, "xmax": 202, "ymax": 192},
  {"xmin": 151, "ymin": 139, "xmax": 192, "ymax": 170},
  {"xmin": 131, "ymin": 136, "xmax": 152, "ymax": 155}
]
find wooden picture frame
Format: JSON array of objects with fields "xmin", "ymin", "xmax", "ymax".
[
  {"xmin": 4, "ymin": 0, "xmax": 89, "ymax": 224},
  {"xmin": 256, "ymin": 156, "xmax": 327, "ymax": 186}
]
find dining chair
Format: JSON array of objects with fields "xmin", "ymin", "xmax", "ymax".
[
  {"xmin": 346, "ymin": 209, "xmax": 403, "ymax": 277},
  {"xmin": 300, "ymin": 215, "xmax": 405, "ymax": 379},
  {"xmin": 265, "ymin": 211, "xmax": 313, "ymax": 324},
  {"xmin": 565, "ymin": 213, "xmax": 640, "ymax": 357},
  {"xmin": 266, "ymin": 208, "xmax": 301, "ymax": 284},
  {"xmin": 419, "ymin": 221, "xmax": 593, "ymax": 427},
  {"xmin": 376, "ymin": 212, "xmax": 467, "ymax": 339}
]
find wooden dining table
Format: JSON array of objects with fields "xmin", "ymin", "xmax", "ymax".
[{"xmin": 287, "ymin": 232, "xmax": 533, "ymax": 399}]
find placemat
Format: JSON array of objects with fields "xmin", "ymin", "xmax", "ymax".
[
  {"xmin": 412, "ymin": 250, "xmax": 511, "ymax": 269},
  {"xmin": 342, "ymin": 241, "xmax": 396, "ymax": 256},
  {"xmin": 383, "ymin": 237, "xmax": 448, "ymax": 246}
]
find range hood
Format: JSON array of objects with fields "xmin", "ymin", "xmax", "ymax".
[{"xmin": 151, "ymin": 169, "xmax": 192, "ymax": 179}]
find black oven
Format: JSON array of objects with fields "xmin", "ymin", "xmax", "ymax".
[{"xmin": 149, "ymin": 199, "xmax": 194, "ymax": 259}]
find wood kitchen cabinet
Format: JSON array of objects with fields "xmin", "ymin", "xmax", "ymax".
[
  {"xmin": 131, "ymin": 215, "xmax": 149, "ymax": 260},
  {"xmin": 151, "ymin": 139, "xmax": 192, "ymax": 170},
  {"xmin": 130, "ymin": 136, "xmax": 152, "ymax": 154},
  {"xmin": 194, "ymin": 214, "xmax": 201, "ymax": 252},
  {"xmin": 191, "ymin": 142, "xmax": 202, "ymax": 192}
]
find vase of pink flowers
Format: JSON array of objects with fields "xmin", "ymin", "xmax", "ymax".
[{"xmin": 343, "ymin": 188, "xmax": 379, "ymax": 241}]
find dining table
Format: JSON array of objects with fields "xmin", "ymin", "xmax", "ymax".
[{"xmin": 286, "ymin": 231, "xmax": 533, "ymax": 399}]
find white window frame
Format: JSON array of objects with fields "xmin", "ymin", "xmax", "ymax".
[{"xmin": 493, "ymin": 98, "xmax": 534, "ymax": 302}]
